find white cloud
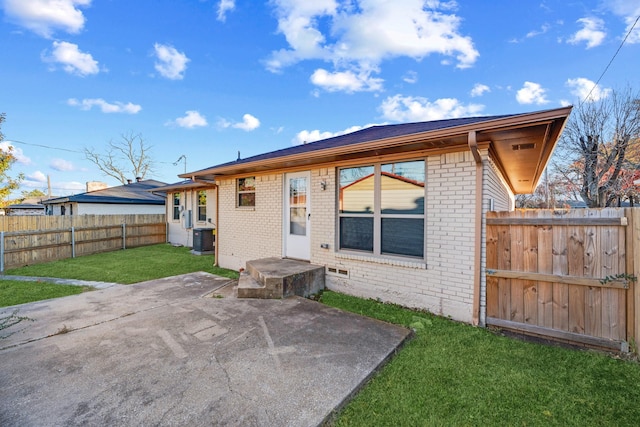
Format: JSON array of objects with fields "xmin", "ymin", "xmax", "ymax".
[
  {"xmin": 567, "ymin": 17, "xmax": 606, "ymax": 48},
  {"xmin": 379, "ymin": 94, "xmax": 484, "ymax": 122},
  {"xmin": 310, "ymin": 68, "xmax": 383, "ymax": 93},
  {"xmin": 516, "ymin": 81, "xmax": 549, "ymax": 105},
  {"xmin": 292, "ymin": 124, "xmax": 376, "ymax": 145},
  {"xmin": 218, "ymin": 114, "xmax": 260, "ymax": 131},
  {"xmin": 526, "ymin": 23, "xmax": 551, "ymax": 39},
  {"xmin": 27, "ymin": 170, "xmax": 47, "ymax": 182},
  {"xmin": 605, "ymin": 0, "xmax": 640, "ymax": 43},
  {"xmin": 217, "ymin": 0, "xmax": 235, "ymax": 22},
  {"xmin": 153, "ymin": 43, "xmax": 189, "ymax": 80},
  {"xmin": 403, "ymin": 71, "xmax": 418, "ymax": 84},
  {"xmin": 67, "ymin": 98, "xmax": 142, "ymax": 114},
  {"xmin": 2, "ymin": 0, "xmax": 90, "ymax": 38},
  {"xmin": 42, "ymin": 41, "xmax": 99, "ymax": 76},
  {"xmin": 266, "ymin": 0, "xmax": 478, "ymax": 93},
  {"xmin": 470, "ymin": 83, "xmax": 490, "ymax": 97},
  {"xmin": 50, "ymin": 158, "xmax": 74, "ymax": 171},
  {"xmin": 0, "ymin": 141, "xmax": 31, "ymax": 165},
  {"xmin": 168, "ymin": 110, "xmax": 208, "ymax": 129},
  {"xmin": 566, "ymin": 77, "xmax": 612, "ymax": 103},
  {"xmin": 233, "ymin": 114, "xmax": 260, "ymax": 131}
]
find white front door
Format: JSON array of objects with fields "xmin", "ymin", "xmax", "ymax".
[{"xmin": 284, "ymin": 171, "xmax": 311, "ymax": 260}]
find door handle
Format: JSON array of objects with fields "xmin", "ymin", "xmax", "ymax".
[{"xmin": 308, "ymin": 213, "xmax": 311, "ymax": 220}]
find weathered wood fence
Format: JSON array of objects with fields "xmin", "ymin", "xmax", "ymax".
[
  {"xmin": 0, "ymin": 214, "xmax": 166, "ymax": 271},
  {"xmin": 486, "ymin": 208, "xmax": 640, "ymax": 352}
]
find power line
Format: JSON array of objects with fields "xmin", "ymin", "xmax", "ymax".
[
  {"xmin": 581, "ymin": 14, "xmax": 640, "ymax": 105},
  {"xmin": 4, "ymin": 139, "xmax": 83, "ymax": 154}
]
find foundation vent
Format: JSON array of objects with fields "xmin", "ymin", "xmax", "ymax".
[{"xmin": 327, "ymin": 266, "xmax": 349, "ymax": 278}]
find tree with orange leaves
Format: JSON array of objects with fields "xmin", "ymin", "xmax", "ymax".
[{"xmin": 0, "ymin": 113, "xmax": 24, "ymax": 207}]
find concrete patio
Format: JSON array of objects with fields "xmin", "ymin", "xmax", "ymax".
[{"xmin": 0, "ymin": 272, "xmax": 411, "ymax": 426}]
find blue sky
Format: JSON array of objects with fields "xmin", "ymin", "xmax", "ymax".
[{"xmin": 1, "ymin": 0, "xmax": 639, "ymax": 196}]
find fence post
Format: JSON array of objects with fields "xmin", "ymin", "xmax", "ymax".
[
  {"xmin": 0, "ymin": 231, "xmax": 4, "ymax": 273},
  {"xmin": 122, "ymin": 223, "xmax": 126, "ymax": 250},
  {"xmin": 71, "ymin": 227, "xmax": 76, "ymax": 258}
]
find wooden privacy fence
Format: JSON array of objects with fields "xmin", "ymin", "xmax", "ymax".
[
  {"xmin": 486, "ymin": 208, "xmax": 640, "ymax": 352},
  {"xmin": 0, "ymin": 214, "xmax": 166, "ymax": 271}
]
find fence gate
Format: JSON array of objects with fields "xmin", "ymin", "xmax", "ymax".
[{"xmin": 485, "ymin": 209, "xmax": 637, "ymax": 352}]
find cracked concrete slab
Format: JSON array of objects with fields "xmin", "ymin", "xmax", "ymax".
[{"xmin": 0, "ymin": 272, "xmax": 411, "ymax": 426}]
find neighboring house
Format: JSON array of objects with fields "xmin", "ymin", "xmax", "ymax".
[
  {"xmin": 181, "ymin": 107, "xmax": 572, "ymax": 325},
  {"xmin": 42, "ymin": 179, "xmax": 167, "ymax": 215},
  {"xmin": 152, "ymin": 179, "xmax": 217, "ymax": 247},
  {"xmin": 4, "ymin": 198, "xmax": 46, "ymax": 216}
]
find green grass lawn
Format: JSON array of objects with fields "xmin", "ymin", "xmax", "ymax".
[
  {"xmin": 4, "ymin": 243, "xmax": 238, "ymax": 284},
  {"xmin": 320, "ymin": 291, "xmax": 640, "ymax": 426},
  {"xmin": 0, "ymin": 280, "xmax": 92, "ymax": 308}
]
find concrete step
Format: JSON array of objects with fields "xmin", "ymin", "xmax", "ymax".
[
  {"xmin": 237, "ymin": 257, "xmax": 325, "ymax": 299},
  {"xmin": 237, "ymin": 272, "xmax": 282, "ymax": 299}
]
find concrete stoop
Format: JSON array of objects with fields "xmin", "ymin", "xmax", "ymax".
[{"xmin": 237, "ymin": 257, "xmax": 325, "ymax": 299}]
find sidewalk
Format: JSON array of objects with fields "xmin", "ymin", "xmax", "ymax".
[{"xmin": 1, "ymin": 275, "xmax": 122, "ymax": 289}]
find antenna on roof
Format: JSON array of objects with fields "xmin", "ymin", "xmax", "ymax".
[{"xmin": 173, "ymin": 155, "xmax": 186, "ymax": 173}]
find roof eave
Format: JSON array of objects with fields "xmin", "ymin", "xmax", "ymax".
[{"xmin": 185, "ymin": 106, "xmax": 572, "ymax": 181}]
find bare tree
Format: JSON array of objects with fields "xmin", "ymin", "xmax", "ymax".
[
  {"xmin": 84, "ymin": 132, "xmax": 154, "ymax": 185},
  {"xmin": 515, "ymin": 170, "xmax": 575, "ymax": 209},
  {"xmin": 556, "ymin": 88, "xmax": 640, "ymax": 207}
]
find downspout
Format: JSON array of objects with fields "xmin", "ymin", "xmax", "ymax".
[
  {"xmin": 468, "ymin": 131, "xmax": 483, "ymax": 327},
  {"xmin": 214, "ymin": 184, "xmax": 219, "ymax": 267}
]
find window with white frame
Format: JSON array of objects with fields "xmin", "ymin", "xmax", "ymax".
[
  {"xmin": 338, "ymin": 159, "xmax": 425, "ymax": 258},
  {"xmin": 237, "ymin": 177, "xmax": 256, "ymax": 207},
  {"xmin": 197, "ymin": 190, "xmax": 206, "ymax": 221},
  {"xmin": 173, "ymin": 192, "xmax": 180, "ymax": 220}
]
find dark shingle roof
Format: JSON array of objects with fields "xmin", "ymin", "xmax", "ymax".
[
  {"xmin": 43, "ymin": 180, "xmax": 167, "ymax": 205},
  {"xmin": 187, "ymin": 114, "xmax": 515, "ymax": 174}
]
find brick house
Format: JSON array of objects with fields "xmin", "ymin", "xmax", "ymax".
[{"xmin": 182, "ymin": 107, "xmax": 571, "ymax": 325}]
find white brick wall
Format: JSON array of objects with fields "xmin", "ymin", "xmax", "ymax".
[
  {"xmin": 216, "ymin": 150, "xmax": 514, "ymax": 324},
  {"xmin": 217, "ymin": 175, "xmax": 282, "ymax": 270}
]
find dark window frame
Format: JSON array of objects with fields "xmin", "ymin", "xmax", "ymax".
[
  {"xmin": 237, "ymin": 177, "xmax": 256, "ymax": 207},
  {"xmin": 172, "ymin": 192, "xmax": 180, "ymax": 220},
  {"xmin": 197, "ymin": 190, "xmax": 207, "ymax": 222},
  {"xmin": 338, "ymin": 159, "xmax": 426, "ymax": 260}
]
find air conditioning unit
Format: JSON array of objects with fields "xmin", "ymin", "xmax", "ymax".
[{"xmin": 192, "ymin": 228, "xmax": 215, "ymax": 254}]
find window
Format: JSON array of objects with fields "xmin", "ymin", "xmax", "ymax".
[
  {"xmin": 197, "ymin": 190, "xmax": 207, "ymax": 221},
  {"xmin": 237, "ymin": 177, "xmax": 256, "ymax": 207},
  {"xmin": 60, "ymin": 205, "xmax": 65, "ymax": 216},
  {"xmin": 338, "ymin": 160, "xmax": 425, "ymax": 258},
  {"xmin": 173, "ymin": 192, "xmax": 180, "ymax": 220},
  {"xmin": 69, "ymin": 204, "xmax": 73, "ymax": 216}
]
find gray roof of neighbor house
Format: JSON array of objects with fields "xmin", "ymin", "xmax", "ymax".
[
  {"xmin": 5, "ymin": 203, "xmax": 45, "ymax": 210},
  {"xmin": 42, "ymin": 180, "xmax": 168, "ymax": 205},
  {"xmin": 180, "ymin": 106, "xmax": 572, "ymax": 194}
]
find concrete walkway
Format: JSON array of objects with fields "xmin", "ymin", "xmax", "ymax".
[
  {"xmin": 1, "ymin": 275, "xmax": 122, "ymax": 289},
  {"xmin": 0, "ymin": 272, "xmax": 411, "ymax": 426}
]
